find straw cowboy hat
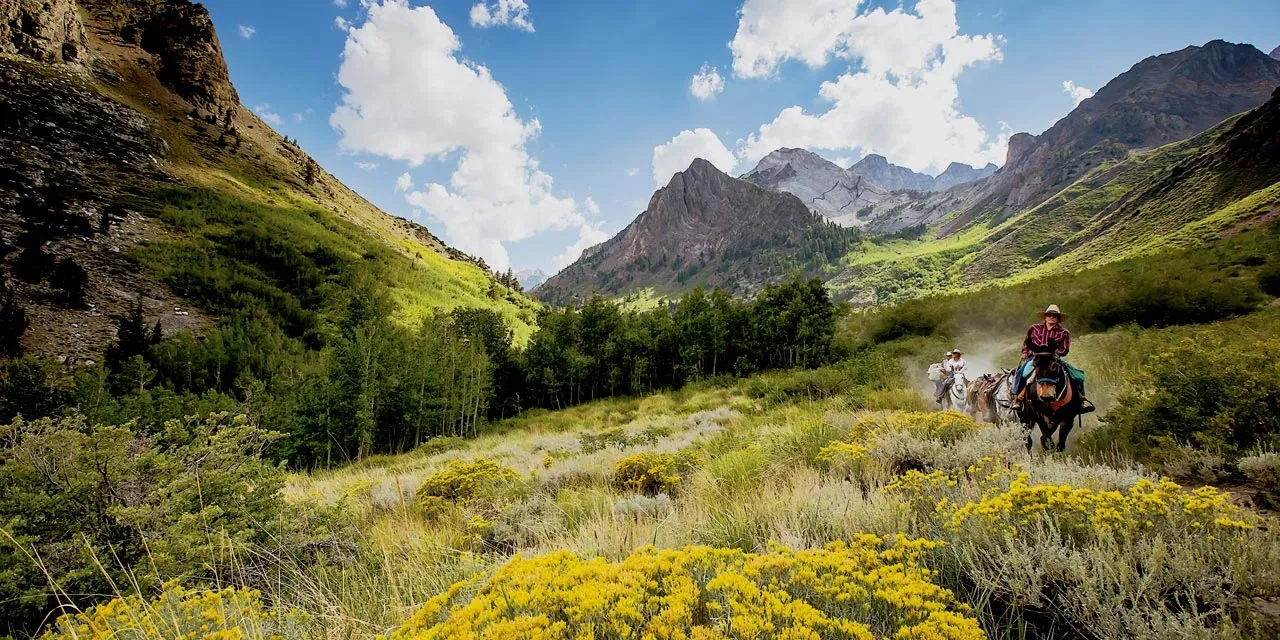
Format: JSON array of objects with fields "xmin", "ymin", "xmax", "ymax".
[
  {"xmin": 1038, "ymin": 304, "xmax": 1067, "ymax": 320},
  {"xmin": 951, "ymin": 348, "xmax": 963, "ymax": 355}
]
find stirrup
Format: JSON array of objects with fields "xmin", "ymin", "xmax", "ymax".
[{"xmin": 1079, "ymin": 399, "xmax": 1096, "ymax": 414}]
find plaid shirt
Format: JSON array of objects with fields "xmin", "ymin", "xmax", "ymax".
[{"xmin": 1022, "ymin": 322, "xmax": 1070, "ymax": 359}]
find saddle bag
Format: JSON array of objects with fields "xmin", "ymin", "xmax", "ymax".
[{"xmin": 927, "ymin": 363, "xmax": 943, "ymax": 381}]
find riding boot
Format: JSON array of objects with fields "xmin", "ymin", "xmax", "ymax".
[
  {"xmin": 1079, "ymin": 397, "xmax": 1096, "ymax": 414},
  {"xmin": 1010, "ymin": 389, "xmax": 1024, "ymax": 411}
]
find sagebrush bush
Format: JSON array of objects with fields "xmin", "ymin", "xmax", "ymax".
[
  {"xmin": 391, "ymin": 538, "xmax": 985, "ymax": 640},
  {"xmin": 42, "ymin": 583, "xmax": 306, "ymax": 640},
  {"xmin": 1238, "ymin": 452, "xmax": 1280, "ymax": 510},
  {"xmin": 889, "ymin": 460, "xmax": 1280, "ymax": 638}
]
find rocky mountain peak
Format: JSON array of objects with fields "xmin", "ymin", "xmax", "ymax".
[
  {"xmin": 1270, "ymin": 44, "xmax": 1279, "ymax": 61},
  {"xmin": 537, "ymin": 158, "xmax": 860, "ymax": 303}
]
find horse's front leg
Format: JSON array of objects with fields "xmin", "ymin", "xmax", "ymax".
[
  {"xmin": 1040, "ymin": 423, "xmax": 1056, "ymax": 453},
  {"xmin": 1057, "ymin": 416, "xmax": 1076, "ymax": 453}
]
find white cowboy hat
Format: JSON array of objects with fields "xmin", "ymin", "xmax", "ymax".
[
  {"xmin": 944, "ymin": 350, "xmax": 954, "ymax": 357},
  {"xmin": 1038, "ymin": 304, "xmax": 1067, "ymax": 320},
  {"xmin": 951, "ymin": 348, "xmax": 963, "ymax": 354}
]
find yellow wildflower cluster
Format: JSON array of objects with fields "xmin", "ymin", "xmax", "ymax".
[
  {"xmin": 417, "ymin": 458, "xmax": 521, "ymax": 517},
  {"xmin": 392, "ymin": 536, "xmax": 985, "ymax": 640},
  {"xmin": 949, "ymin": 475, "xmax": 1256, "ymax": 540},
  {"xmin": 815, "ymin": 441, "xmax": 871, "ymax": 475},
  {"xmin": 887, "ymin": 457, "xmax": 1018, "ymax": 515},
  {"xmin": 42, "ymin": 582, "xmax": 303, "ymax": 640},
  {"xmin": 613, "ymin": 452, "xmax": 681, "ymax": 496}
]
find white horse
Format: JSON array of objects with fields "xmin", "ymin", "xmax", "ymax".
[{"xmin": 940, "ymin": 371, "xmax": 968, "ymax": 414}]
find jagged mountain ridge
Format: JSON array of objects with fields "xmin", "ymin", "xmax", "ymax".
[
  {"xmin": 846, "ymin": 154, "xmax": 997, "ymax": 192},
  {"xmin": 0, "ymin": 0, "xmax": 538, "ymax": 359},
  {"xmin": 740, "ymin": 148, "xmax": 889, "ymax": 225},
  {"xmin": 537, "ymin": 159, "xmax": 860, "ymax": 304}
]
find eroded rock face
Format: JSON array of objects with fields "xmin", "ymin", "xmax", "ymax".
[
  {"xmin": 81, "ymin": 0, "xmax": 238, "ymax": 112},
  {"xmin": 0, "ymin": 0, "xmax": 87, "ymax": 64}
]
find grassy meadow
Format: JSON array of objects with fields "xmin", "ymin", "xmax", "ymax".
[{"xmin": 31, "ymin": 225, "xmax": 1280, "ymax": 639}]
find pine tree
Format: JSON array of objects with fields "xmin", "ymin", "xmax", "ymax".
[
  {"xmin": 0, "ymin": 285, "xmax": 27, "ymax": 358},
  {"xmin": 304, "ymin": 159, "xmax": 317, "ymax": 185}
]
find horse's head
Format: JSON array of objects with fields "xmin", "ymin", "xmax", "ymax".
[{"xmin": 1031, "ymin": 350, "xmax": 1061, "ymax": 401}]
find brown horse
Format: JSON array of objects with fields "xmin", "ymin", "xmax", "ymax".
[
  {"xmin": 1016, "ymin": 350, "xmax": 1083, "ymax": 453},
  {"xmin": 968, "ymin": 369, "xmax": 1014, "ymax": 425}
]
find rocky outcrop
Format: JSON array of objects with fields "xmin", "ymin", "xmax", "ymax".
[
  {"xmin": 1270, "ymin": 45, "xmax": 1279, "ymax": 61},
  {"xmin": 0, "ymin": 0, "xmax": 87, "ymax": 64},
  {"xmin": 81, "ymin": 0, "xmax": 238, "ymax": 112},
  {"xmin": 538, "ymin": 159, "xmax": 859, "ymax": 303},
  {"xmin": 741, "ymin": 148, "xmax": 888, "ymax": 223}
]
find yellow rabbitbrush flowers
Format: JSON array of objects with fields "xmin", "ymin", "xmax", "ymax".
[
  {"xmin": 41, "ymin": 582, "xmax": 305, "ymax": 640},
  {"xmin": 392, "ymin": 536, "xmax": 986, "ymax": 640},
  {"xmin": 416, "ymin": 458, "xmax": 521, "ymax": 518},
  {"xmin": 948, "ymin": 474, "xmax": 1255, "ymax": 541},
  {"xmin": 613, "ymin": 451, "xmax": 681, "ymax": 496}
]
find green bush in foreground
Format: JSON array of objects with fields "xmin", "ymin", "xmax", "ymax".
[
  {"xmin": 0, "ymin": 412, "xmax": 351, "ymax": 637},
  {"xmin": 1100, "ymin": 337, "xmax": 1280, "ymax": 457}
]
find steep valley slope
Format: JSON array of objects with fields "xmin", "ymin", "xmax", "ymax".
[{"xmin": 0, "ymin": 0, "xmax": 538, "ymax": 362}]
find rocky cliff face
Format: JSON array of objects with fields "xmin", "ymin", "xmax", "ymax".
[
  {"xmin": 0, "ymin": 0, "xmax": 87, "ymax": 64},
  {"xmin": 79, "ymin": 0, "xmax": 238, "ymax": 112},
  {"xmin": 741, "ymin": 148, "xmax": 888, "ymax": 223},
  {"xmin": 1270, "ymin": 45, "xmax": 1279, "ymax": 61},
  {"xmin": 538, "ymin": 158, "xmax": 860, "ymax": 303}
]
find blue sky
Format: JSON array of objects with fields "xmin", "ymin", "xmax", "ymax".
[{"xmin": 208, "ymin": 0, "xmax": 1280, "ymax": 274}]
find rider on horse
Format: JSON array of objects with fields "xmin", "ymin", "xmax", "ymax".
[
  {"xmin": 935, "ymin": 349, "xmax": 967, "ymax": 403},
  {"xmin": 1010, "ymin": 305, "xmax": 1094, "ymax": 413}
]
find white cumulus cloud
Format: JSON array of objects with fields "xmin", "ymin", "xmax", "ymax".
[
  {"xmin": 253, "ymin": 104, "xmax": 282, "ymax": 126},
  {"xmin": 470, "ymin": 0, "xmax": 534, "ymax": 32},
  {"xmin": 335, "ymin": 16, "xmax": 351, "ymax": 30},
  {"xmin": 652, "ymin": 128, "xmax": 737, "ymax": 188},
  {"xmin": 554, "ymin": 223, "xmax": 610, "ymax": 270},
  {"xmin": 1062, "ymin": 80, "xmax": 1094, "ymax": 107},
  {"xmin": 331, "ymin": 0, "xmax": 587, "ymax": 271},
  {"xmin": 624, "ymin": 167, "xmax": 639, "ymax": 177},
  {"xmin": 734, "ymin": 0, "xmax": 1008, "ymax": 174},
  {"xmin": 355, "ymin": 161, "xmax": 378, "ymax": 170},
  {"xmin": 238, "ymin": 24, "xmax": 256, "ymax": 39},
  {"xmin": 690, "ymin": 63, "xmax": 725, "ymax": 100},
  {"xmin": 334, "ymin": 0, "xmax": 348, "ymax": 6},
  {"xmin": 395, "ymin": 172, "xmax": 414, "ymax": 192}
]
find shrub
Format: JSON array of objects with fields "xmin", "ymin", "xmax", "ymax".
[
  {"xmin": 391, "ymin": 538, "xmax": 984, "ymax": 640},
  {"xmin": 0, "ymin": 412, "xmax": 349, "ymax": 636},
  {"xmin": 417, "ymin": 436, "xmax": 465, "ymax": 456},
  {"xmin": 889, "ymin": 463, "xmax": 1280, "ymax": 638},
  {"xmin": 1102, "ymin": 338, "xmax": 1280, "ymax": 456},
  {"xmin": 1259, "ymin": 260, "xmax": 1280, "ymax": 297},
  {"xmin": 579, "ymin": 426, "xmax": 632, "ymax": 453},
  {"xmin": 416, "ymin": 458, "xmax": 520, "ymax": 507},
  {"xmin": 1238, "ymin": 452, "xmax": 1280, "ymax": 510},
  {"xmin": 1152, "ymin": 441, "xmax": 1231, "ymax": 485},
  {"xmin": 696, "ymin": 449, "xmax": 768, "ymax": 497},
  {"xmin": 42, "ymin": 582, "xmax": 307, "ymax": 640},
  {"xmin": 613, "ymin": 451, "xmax": 681, "ymax": 496}
]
